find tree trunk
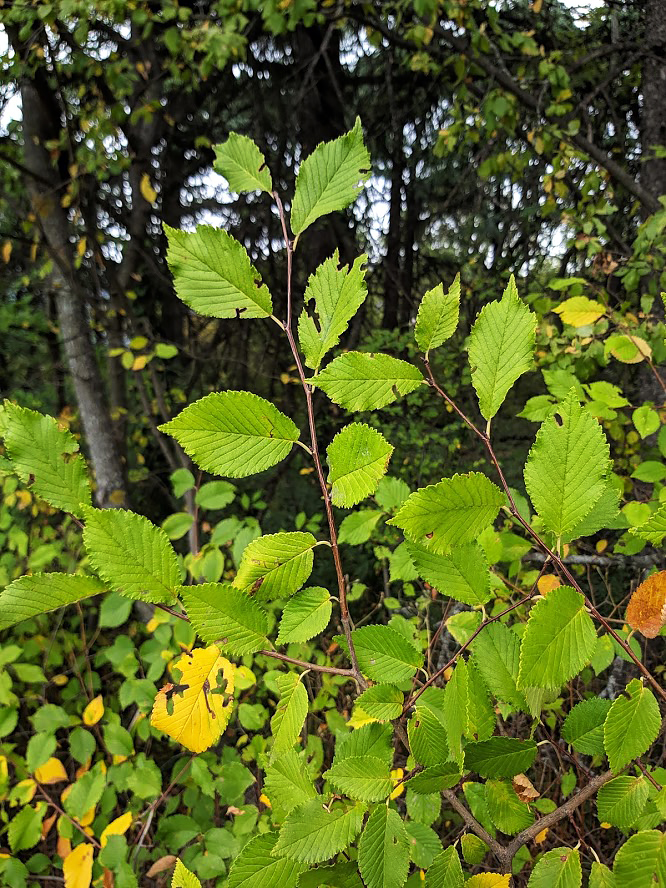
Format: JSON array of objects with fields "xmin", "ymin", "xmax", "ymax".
[
  {"xmin": 642, "ymin": 0, "xmax": 666, "ymax": 205},
  {"xmin": 17, "ymin": 74, "xmax": 128, "ymax": 508}
]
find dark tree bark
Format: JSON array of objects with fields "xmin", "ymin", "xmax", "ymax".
[{"xmin": 642, "ymin": 0, "xmax": 666, "ymax": 205}]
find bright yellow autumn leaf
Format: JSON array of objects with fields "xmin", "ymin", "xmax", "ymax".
[
  {"xmin": 537, "ymin": 574, "xmax": 560, "ymax": 596},
  {"xmin": 82, "ymin": 695, "xmax": 104, "ymax": 726},
  {"xmin": 63, "ymin": 842, "xmax": 94, "ymax": 888},
  {"xmin": 140, "ymin": 172, "xmax": 158, "ymax": 204},
  {"xmin": 553, "ymin": 296, "xmax": 605, "ymax": 328},
  {"xmin": 151, "ymin": 645, "xmax": 235, "ymax": 753},
  {"xmin": 100, "ymin": 811, "xmax": 133, "ymax": 847},
  {"xmin": 35, "ymin": 757, "xmax": 68, "ymax": 784},
  {"xmin": 466, "ymin": 875, "xmax": 511, "ymax": 887}
]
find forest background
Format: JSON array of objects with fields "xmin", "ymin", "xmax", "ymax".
[{"xmin": 0, "ymin": 1, "xmax": 665, "ymax": 886}]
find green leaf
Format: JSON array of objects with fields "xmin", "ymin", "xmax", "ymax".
[
  {"xmin": 276, "ymin": 587, "xmax": 331, "ymax": 644},
  {"xmin": 64, "ymin": 765, "xmax": 106, "ymax": 819},
  {"xmin": 415, "ymin": 274, "xmax": 461, "ymax": 355},
  {"xmin": 0, "ymin": 574, "xmax": 104, "ymax": 630},
  {"xmin": 26, "ymin": 733, "xmax": 56, "ymax": 772},
  {"xmin": 405, "ymin": 821, "xmax": 442, "ymax": 868},
  {"xmin": 357, "ymin": 806, "xmax": 410, "ymax": 888},
  {"xmin": 562, "ymin": 698, "xmax": 611, "ymax": 756},
  {"xmin": 172, "ymin": 859, "xmax": 203, "ymax": 888},
  {"xmin": 485, "ymin": 779, "xmax": 534, "ymax": 835},
  {"xmin": 424, "ymin": 846, "xmax": 463, "ymax": 888},
  {"xmin": 159, "ymin": 391, "xmax": 299, "ymax": 479},
  {"xmin": 467, "ymin": 275, "xmax": 536, "ymax": 420},
  {"xmin": 195, "ymin": 480, "xmax": 236, "ymax": 510},
  {"xmin": 313, "ymin": 352, "xmax": 423, "ymax": 412},
  {"xmin": 406, "ymin": 541, "xmax": 490, "ymax": 605},
  {"xmin": 633, "ymin": 406, "xmax": 660, "ymax": 439},
  {"xmin": 164, "ymin": 224, "xmax": 272, "ymax": 319},
  {"xmin": 334, "ymin": 723, "xmax": 393, "ymax": 768},
  {"xmin": 355, "ymin": 685, "xmax": 403, "ymax": 722},
  {"xmin": 518, "ymin": 586, "xmax": 597, "ymax": 690},
  {"xmin": 597, "ymin": 777, "xmax": 649, "ymax": 829},
  {"xmin": 162, "ymin": 512, "xmax": 194, "ymax": 540},
  {"xmin": 612, "ymin": 830, "xmax": 666, "ymax": 887},
  {"xmin": 298, "ymin": 252, "xmax": 368, "ymax": 371},
  {"xmin": 213, "ymin": 133, "xmax": 273, "ymax": 194},
  {"xmin": 271, "ymin": 673, "xmax": 309, "ymax": 761},
  {"xmin": 405, "ymin": 762, "xmax": 462, "ymax": 794},
  {"xmin": 2, "ymin": 403, "xmax": 91, "ymax": 517},
  {"xmin": 291, "ymin": 118, "xmax": 370, "ymax": 237},
  {"xmin": 337, "ymin": 510, "xmax": 383, "ymax": 544},
  {"xmin": 375, "ymin": 477, "xmax": 411, "ymax": 511},
  {"xmin": 471, "ymin": 623, "xmax": 526, "ymax": 709},
  {"xmin": 324, "ymin": 756, "xmax": 393, "ymax": 802},
  {"xmin": 527, "ymin": 847, "xmax": 582, "ymax": 887},
  {"xmin": 263, "ymin": 750, "xmax": 318, "ymax": 822},
  {"xmin": 604, "ymin": 679, "xmax": 661, "ymax": 772},
  {"xmin": 524, "ymin": 390, "xmax": 611, "ymax": 538},
  {"xmin": 589, "ymin": 862, "xmax": 617, "ymax": 888},
  {"xmin": 349, "ymin": 625, "xmax": 423, "ymax": 683},
  {"xmin": 563, "ymin": 483, "xmax": 621, "ymax": 543},
  {"xmin": 297, "ymin": 861, "xmax": 363, "ymax": 888},
  {"xmin": 442, "ymin": 661, "xmax": 468, "ymax": 766},
  {"xmin": 408, "ymin": 706, "xmax": 448, "ymax": 767},
  {"xmin": 327, "ymin": 423, "xmax": 393, "ymax": 508},
  {"xmin": 630, "ymin": 503, "xmax": 666, "ymax": 544},
  {"xmin": 464, "ymin": 738, "xmax": 537, "ymax": 778},
  {"xmin": 8, "ymin": 803, "xmax": 46, "ymax": 853},
  {"xmin": 179, "ymin": 583, "xmax": 269, "ymax": 655},
  {"xmin": 272, "ymin": 799, "xmax": 366, "ymax": 864},
  {"xmin": 388, "ymin": 473, "xmax": 504, "ymax": 555},
  {"xmin": 83, "ymin": 507, "xmax": 180, "ymax": 604},
  {"xmin": 227, "ymin": 832, "xmax": 306, "ymax": 887},
  {"xmin": 234, "ymin": 532, "xmax": 316, "ymax": 600},
  {"xmin": 466, "ymin": 660, "xmax": 496, "ymax": 742}
]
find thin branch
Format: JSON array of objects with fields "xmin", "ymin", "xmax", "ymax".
[
  {"xmin": 36, "ymin": 781, "xmax": 102, "ymax": 850},
  {"xmin": 259, "ymin": 650, "xmax": 356, "ymax": 677},
  {"xmin": 442, "ymin": 788, "xmax": 506, "ymax": 862}
]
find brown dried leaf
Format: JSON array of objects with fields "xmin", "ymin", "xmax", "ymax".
[
  {"xmin": 145, "ymin": 856, "xmax": 177, "ymax": 878},
  {"xmin": 512, "ymin": 773, "xmax": 540, "ymax": 802},
  {"xmin": 626, "ymin": 571, "xmax": 666, "ymax": 639}
]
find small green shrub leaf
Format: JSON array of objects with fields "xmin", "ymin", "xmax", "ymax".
[
  {"xmin": 172, "ymin": 859, "xmax": 203, "ymax": 888},
  {"xmin": 471, "ymin": 623, "xmax": 526, "ymax": 709},
  {"xmin": 0, "ymin": 574, "xmax": 104, "ymax": 630},
  {"xmin": 324, "ymin": 756, "xmax": 393, "ymax": 802},
  {"xmin": 160, "ymin": 391, "xmax": 299, "ymax": 479},
  {"xmin": 298, "ymin": 252, "xmax": 368, "ymax": 370},
  {"xmin": 263, "ymin": 750, "xmax": 318, "ymax": 822},
  {"xmin": 527, "ymin": 847, "xmax": 582, "ymax": 887},
  {"xmin": 405, "ymin": 762, "xmax": 462, "ymax": 794},
  {"xmin": 518, "ymin": 586, "xmax": 597, "ymax": 690},
  {"xmin": 179, "ymin": 583, "xmax": 269, "ymax": 655},
  {"xmin": 313, "ymin": 352, "xmax": 423, "ymax": 411},
  {"xmin": 464, "ymin": 738, "xmax": 538, "ymax": 778},
  {"xmin": 83, "ymin": 507, "xmax": 180, "ymax": 603},
  {"xmin": 388, "ymin": 473, "xmax": 504, "ymax": 555},
  {"xmin": 291, "ymin": 117, "xmax": 370, "ymax": 236},
  {"xmin": 355, "ymin": 685, "xmax": 403, "ymax": 722},
  {"xmin": 468, "ymin": 275, "xmax": 536, "ymax": 420},
  {"xmin": 270, "ymin": 673, "xmax": 309, "ymax": 761},
  {"xmin": 276, "ymin": 586, "xmax": 331, "ymax": 644},
  {"xmin": 349, "ymin": 625, "xmax": 423, "ymax": 683},
  {"xmin": 612, "ymin": 830, "xmax": 666, "ymax": 888},
  {"xmin": 164, "ymin": 224, "xmax": 272, "ymax": 318},
  {"xmin": 213, "ymin": 133, "xmax": 273, "ymax": 194},
  {"xmin": 327, "ymin": 422, "xmax": 393, "ymax": 507},
  {"xmin": 424, "ymin": 846, "xmax": 464, "ymax": 887},
  {"xmin": 485, "ymin": 778, "xmax": 534, "ymax": 835},
  {"xmin": 234, "ymin": 532, "xmax": 316, "ymax": 600},
  {"xmin": 630, "ymin": 503, "xmax": 666, "ymax": 544},
  {"xmin": 597, "ymin": 777, "xmax": 649, "ymax": 829},
  {"xmin": 272, "ymin": 799, "xmax": 366, "ymax": 864},
  {"xmin": 406, "ymin": 541, "xmax": 490, "ymax": 605},
  {"xmin": 415, "ymin": 274, "xmax": 461, "ymax": 355},
  {"xmin": 227, "ymin": 832, "xmax": 306, "ymax": 887},
  {"xmin": 604, "ymin": 679, "xmax": 661, "ymax": 772},
  {"xmin": 358, "ymin": 805, "xmax": 410, "ymax": 888},
  {"xmin": 562, "ymin": 698, "xmax": 611, "ymax": 756}
]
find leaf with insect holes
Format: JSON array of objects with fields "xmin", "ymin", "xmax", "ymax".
[
  {"xmin": 298, "ymin": 251, "xmax": 368, "ymax": 370},
  {"xmin": 604, "ymin": 679, "xmax": 661, "ymax": 772},
  {"xmin": 160, "ymin": 391, "xmax": 299, "ymax": 479},
  {"xmin": 226, "ymin": 832, "xmax": 307, "ymax": 887},
  {"xmin": 150, "ymin": 645, "xmax": 235, "ymax": 753},
  {"xmin": 164, "ymin": 224, "xmax": 272, "ymax": 319},
  {"xmin": 271, "ymin": 673, "xmax": 308, "ymax": 761},
  {"xmin": 313, "ymin": 352, "xmax": 423, "ymax": 412},
  {"xmin": 2, "ymin": 403, "xmax": 91, "ymax": 517},
  {"xmin": 291, "ymin": 117, "xmax": 370, "ymax": 236},
  {"xmin": 415, "ymin": 274, "xmax": 461, "ymax": 354},
  {"xmin": 234, "ymin": 532, "xmax": 316, "ymax": 600},
  {"xmin": 518, "ymin": 586, "xmax": 597, "ymax": 690},
  {"xmin": 178, "ymin": 583, "xmax": 269, "ymax": 655},
  {"xmin": 626, "ymin": 571, "xmax": 666, "ymax": 638},
  {"xmin": 388, "ymin": 473, "xmax": 504, "ymax": 555},
  {"xmin": 83, "ymin": 506, "xmax": 181, "ymax": 604},
  {"xmin": 467, "ymin": 276, "xmax": 536, "ymax": 420},
  {"xmin": 524, "ymin": 389, "xmax": 611, "ymax": 539},
  {"xmin": 213, "ymin": 133, "xmax": 273, "ymax": 194},
  {"xmin": 0, "ymin": 574, "xmax": 105, "ymax": 631},
  {"xmin": 276, "ymin": 587, "xmax": 331, "ymax": 644},
  {"xmin": 272, "ymin": 799, "xmax": 366, "ymax": 864},
  {"xmin": 358, "ymin": 805, "xmax": 410, "ymax": 888},
  {"xmin": 327, "ymin": 422, "xmax": 393, "ymax": 507}
]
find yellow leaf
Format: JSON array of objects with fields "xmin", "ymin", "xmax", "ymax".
[
  {"xmin": 140, "ymin": 173, "xmax": 158, "ymax": 204},
  {"xmin": 63, "ymin": 843, "xmax": 94, "ymax": 888},
  {"xmin": 389, "ymin": 768, "xmax": 405, "ymax": 800},
  {"xmin": 347, "ymin": 707, "xmax": 378, "ymax": 729},
  {"xmin": 35, "ymin": 757, "xmax": 68, "ymax": 784},
  {"xmin": 259, "ymin": 793, "xmax": 271, "ymax": 808},
  {"xmin": 82, "ymin": 695, "xmax": 104, "ymax": 726},
  {"xmin": 537, "ymin": 574, "xmax": 560, "ymax": 596},
  {"xmin": 150, "ymin": 645, "xmax": 235, "ymax": 753},
  {"xmin": 1, "ymin": 241, "xmax": 11, "ymax": 263},
  {"xmin": 76, "ymin": 238, "xmax": 87, "ymax": 258},
  {"xmin": 466, "ymin": 875, "xmax": 511, "ymax": 887},
  {"xmin": 626, "ymin": 570, "xmax": 666, "ymax": 639},
  {"xmin": 79, "ymin": 806, "xmax": 96, "ymax": 827},
  {"xmin": 535, "ymin": 827, "xmax": 549, "ymax": 844},
  {"xmin": 553, "ymin": 296, "xmax": 605, "ymax": 328},
  {"xmin": 57, "ymin": 835, "xmax": 72, "ymax": 859},
  {"xmin": 100, "ymin": 811, "xmax": 132, "ymax": 848},
  {"xmin": 53, "ymin": 674, "xmax": 69, "ymax": 686},
  {"xmin": 532, "ymin": 0, "xmax": 543, "ymax": 11},
  {"xmin": 132, "ymin": 354, "xmax": 148, "ymax": 372},
  {"xmin": 13, "ymin": 778, "xmax": 37, "ymax": 803}
]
